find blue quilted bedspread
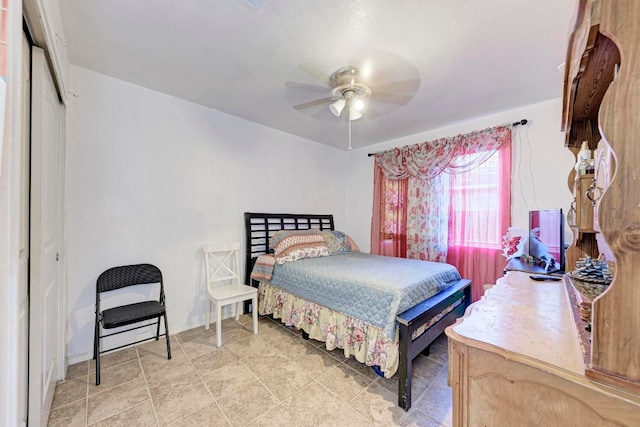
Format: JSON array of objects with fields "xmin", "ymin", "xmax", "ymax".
[{"xmin": 266, "ymin": 252, "xmax": 462, "ymax": 338}]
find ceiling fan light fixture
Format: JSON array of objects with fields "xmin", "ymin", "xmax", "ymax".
[
  {"xmin": 329, "ymin": 98, "xmax": 346, "ymax": 116},
  {"xmin": 353, "ymin": 99, "xmax": 365, "ymax": 111},
  {"xmin": 349, "ymin": 105, "xmax": 362, "ymax": 121}
]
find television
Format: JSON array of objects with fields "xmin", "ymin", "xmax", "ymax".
[{"xmin": 528, "ymin": 209, "xmax": 565, "ymax": 273}]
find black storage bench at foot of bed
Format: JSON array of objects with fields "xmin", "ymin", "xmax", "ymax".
[{"xmin": 396, "ymin": 278, "xmax": 471, "ymax": 410}]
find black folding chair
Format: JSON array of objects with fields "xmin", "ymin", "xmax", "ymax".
[{"xmin": 93, "ymin": 263, "xmax": 171, "ymax": 385}]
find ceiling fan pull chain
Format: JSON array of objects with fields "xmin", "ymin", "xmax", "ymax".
[{"xmin": 348, "ymin": 114, "xmax": 353, "ymax": 151}]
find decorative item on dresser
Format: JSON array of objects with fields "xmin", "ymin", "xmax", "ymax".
[
  {"xmin": 446, "ymin": 0, "xmax": 640, "ymax": 424},
  {"xmin": 243, "ymin": 212, "xmax": 471, "ymax": 411}
]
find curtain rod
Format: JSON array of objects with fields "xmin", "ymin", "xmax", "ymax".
[{"xmin": 366, "ymin": 119, "xmax": 528, "ymax": 157}]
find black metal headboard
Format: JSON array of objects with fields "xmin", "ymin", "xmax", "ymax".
[{"xmin": 243, "ymin": 212, "xmax": 334, "ymax": 286}]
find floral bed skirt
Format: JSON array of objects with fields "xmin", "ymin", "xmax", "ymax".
[{"xmin": 258, "ymin": 281, "xmax": 400, "ymax": 378}]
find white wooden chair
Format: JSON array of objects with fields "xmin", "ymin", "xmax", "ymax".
[{"xmin": 203, "ymin": 242, "xmax": 258, "ymax": 347}]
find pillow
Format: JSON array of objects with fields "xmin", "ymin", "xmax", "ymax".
[
  {"xmin": 269, "ymin": 229, "xmax": 320, "ymax": 252},
  {"xmin": 269, "ymin": 229, "xmax": 329, "ymax": 264},
  {"xmin": 322, "ymin": 230, "xmax": 359, "ymax": 254}
]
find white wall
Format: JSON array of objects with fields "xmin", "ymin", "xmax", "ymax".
[
  {"xmin": 65, "ymin": 66, "xmax": 348, "ymax": 362},
  {"xmin": 344, "ymin": 98, "xmax": 575, "ymax": 252}
]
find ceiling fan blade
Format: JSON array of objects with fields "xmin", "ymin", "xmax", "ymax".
[
  {"xmin": 371, "ymin": 92, "xmax": 413, "ymax": 105},
  {"xmin": 293, "ymin": 97, "xmax": 334, "ymax": 110},
  {"xmin": 311, "ymin": 107, "xmax": 335, "ymax": 120},
  {"xmin": 298, "ymin": 62, "xmax": 330, "ymax": 86},
  {"xmin": 285, "ymin": 81, "xmax": 330, "ymax": 93},
  {"xmin": 370, "ymin": 78, "xmax": 421, "ymax": 94}
]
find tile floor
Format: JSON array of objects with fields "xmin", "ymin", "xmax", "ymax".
[{"xmin": 48, "ymin": 314, "xmax": 453, "ymax": 426}]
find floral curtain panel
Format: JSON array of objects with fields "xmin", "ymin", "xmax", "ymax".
[
  {"xmin": 373, "ymin": 125, "xmax": 512, "ymax": 180},
  {"xmin": 406, "ymin": 174, "xmax": 449, "ymax": 262},
  {"xmin": 371, "ymin": 164, "xmax": 407, "ymax": 258}
]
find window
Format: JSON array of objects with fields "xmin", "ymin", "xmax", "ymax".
[{"xmin": 448, "ymin": 152, "xmax": 504, "ymax": 249}]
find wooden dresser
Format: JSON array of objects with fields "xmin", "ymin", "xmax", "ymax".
[
  {"xmin": 446, "ymin": 0, "xmax": 640, "ymax": 424},
  {"xmin": 446, "ymin": 272, "xmax": 640, "ymax": 426}
]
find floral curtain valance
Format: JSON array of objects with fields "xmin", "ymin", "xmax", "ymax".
[{"xmin": 373, "ymin": 125, "xmax": 512, "ymax": 181}]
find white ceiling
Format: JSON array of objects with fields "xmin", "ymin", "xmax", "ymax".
[{"xmin": 59, "ymin": 0, "xmax": 576, "ymax": 150}]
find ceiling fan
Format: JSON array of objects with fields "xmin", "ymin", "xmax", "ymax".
[
  {"xmin": 285, "ymin": 57, "xmax": 421, "ymax": 150},
  {"xmin": 326, "ymin": 66, "xmax": 372, "ymax": 121}
]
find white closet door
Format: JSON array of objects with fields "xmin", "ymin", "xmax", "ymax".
[{"xmin": 28, "ymin": 46, "xmax": 63, "ymax": 427}]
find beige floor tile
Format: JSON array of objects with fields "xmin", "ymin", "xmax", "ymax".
[
  {"xmin": 295, "ymin": 333, "xmax": 324, "ymax": 348},
  {"xmin": 89, "ymin": 347, "xmax": 138, "ymax": 373},
  {"xmin": 411, "ymin": 355, "xmax": 446, "ymax": 382},
  {"xmin": 91, "ymin": 400, "xmax": 157, "ymax": 426},
  {"xmin": 243, "ymin": 348, "xmax": 291, "ymax": 378},
  {"xmin": 253, "ymin": 320, "xmax": 292, "ymax": 340},
  {"xmin": 281, "ymin": 382, "xmax": 370, "ymax": 427},
  {"xmin": 316, "ymin": 364, "xmax": 373, "ymax": 403},
  {"xmin": 433, "ymin": 333, "xmax": 448, "ymax": 347},
  {"xmin": 349, "ymin": 381, "xmax": 408, "ymax": 426},
  {"xmin": 200, "ymin": 318, "xmax": 244, "ymax": 335},
  {"xmin": 216, "ymin": 381, "xmax": 280, "ymax": 427},
  {"xmin": 179, "ymin": 334, "xmax": 219, "ymax": 360},
  {"xmin": 89, "ymin": 359, "xmax": 143, "ymax": 395},
  {"xmin": 321, "ymin": 345, "xmax": 350, "ymax": 362},
  {"xmin": 144, "ymin": 358, "xmax": 200, "ymax": 392},
  {"xmin": 52, "ymin": 376, "xmax": 87, "ymax": 409},
  {"xmin": 258, "ymin": 361, "xmax": 315, "ymax": 400},
  {"xmin": 48, "ymin": 398, "xmax": 87, "ymax": 427},
  {"xmin": 377, "ymin": 373, "xmax": 431, "ymax": 402},
  {"xmin": 247, "ymin": 403, "xmax": 305, "ymax": 427},
  {"xmin": 343, "ymin": 356, "xmax": 384, "ymax": 381},
  {"xmin": 66, "ymin": 361, "xmax": 89, "ymax": 379},
  {"xmin": 398, "ymin": 408, "xmax": 448, "ymax": 427},
  {"xmin": 265, "ymin": 332, "xmax": 317, "ymax": 360},
  {"xmin": 146, "ymin": 359, "xmax": 215, "ymax": 425},
  {"xmin": 219, "ymin": 326, "xmax": 255, "ymax": 345},
  {"xmin": 190, "ymin": 346, "xmax": 239, "ymax": 375},
  {"xmin": 425, "ymin": 342, "xmax": 449, "ymax": 366},
  {"xmin": 86, "ymin": 378, "xmax": 149, "ymax": 425},
  {"xmin": 200, "ymin": 361, "xmax": 258, "ymax": 400},
  {"xmin": 266, "ymin": 319, "xmax": 304, "ymax": 338},
  {"xmin": 137, "ymin": 339, "xmax": 187, "ymax": 375},
  {"xmin": 175, "ymin": 326, "xmax": 215, "ymax": 344},
  {"xmin": 136, "ymin": 335, "xmax": 174, "ymax": 356},
  {"xmin": 236, "ymin": 313, "xmax": 255, "ymax": 326},
  {"xmin": 431, "ymin": 366, "xmax": 449, "ymax": 389},
  {"xmin": 153, "ymin": 386, "xmax": 216, "ymax": 425},
  {"xmin": 292, "ymin": 347, "xmax": 341, "ymax": 379},
  {"xmin": 168, "ymin": 403, "xmax": 230, "ymax": 426},
  {"xmin": 220, "ymin": 317, "xmax": 245, "ymax": 331},
  {"xmin": 224, "ymin": 333, "xmax": 275, "ymax": 359},
  {"xmin": 414, "ymin": 384, "xmax": 453, "ymax": 426}
]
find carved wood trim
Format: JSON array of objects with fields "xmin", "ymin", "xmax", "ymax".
[{"xmin": 590, "ymin": 0, "xmax": 640, "ymax": 386}]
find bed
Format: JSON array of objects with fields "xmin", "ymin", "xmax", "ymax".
[{"xmin": 243, "ymin": 212, "xmax": 471, "ymax": 410}]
